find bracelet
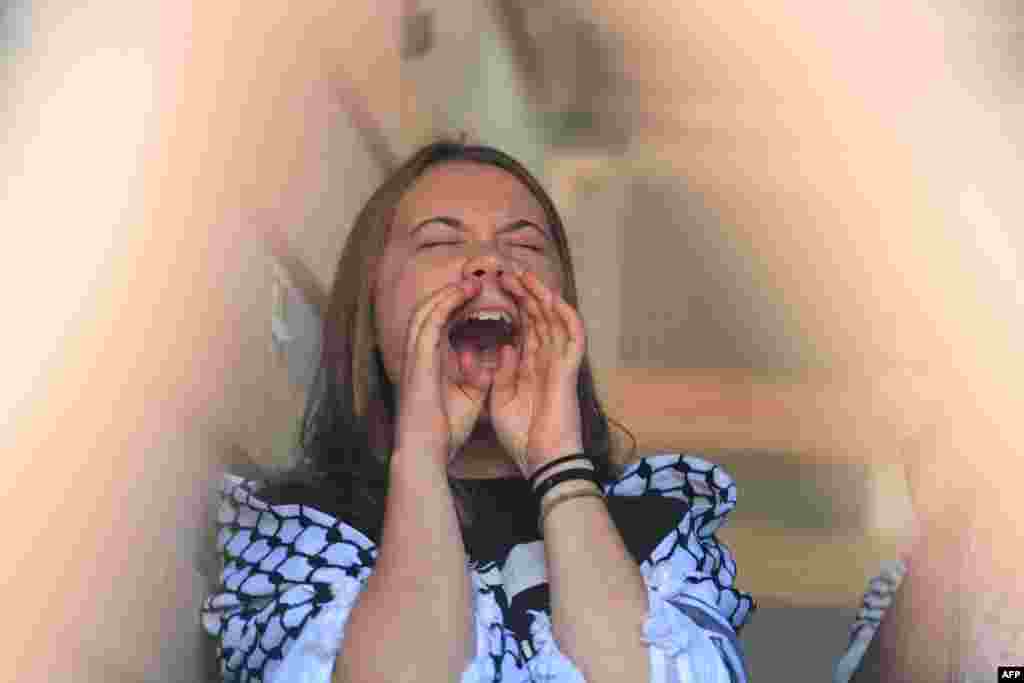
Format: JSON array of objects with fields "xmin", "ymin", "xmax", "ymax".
[
  {"xmin": 528, "ymin": 453, "xmax": 594, "ymax": 490},
  {"xmin": 539, "ymin": 489, "xmax": 606, "ymax": 529},
  {"xmin": 532, "ymin": 467, "xmax": 602, "ymax": 507}
]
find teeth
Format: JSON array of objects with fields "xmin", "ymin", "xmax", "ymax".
[{"xmin": 466, "ymin": 310, "xmax": 513, "ymax": 326}]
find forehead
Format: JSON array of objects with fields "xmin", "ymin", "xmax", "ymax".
[{"xmin": 394, "ymin": 161, "xmax": 548, "ymax": 227}]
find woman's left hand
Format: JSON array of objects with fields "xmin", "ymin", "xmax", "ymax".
[{"xmin": 489, "ymin": 268, "xmax": 586, "ymax": 476}]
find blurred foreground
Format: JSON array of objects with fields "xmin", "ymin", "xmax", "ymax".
[{"xmin": 2, "ymin": 0, "xmax": 1022, "ymax": 679}]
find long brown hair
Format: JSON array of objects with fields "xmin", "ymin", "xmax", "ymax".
[{"xmin": 272, "ymin": 139, "xmax": 635, "ymax": 536}]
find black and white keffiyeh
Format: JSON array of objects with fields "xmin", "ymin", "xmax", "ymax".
[{"xmin": 201, "ymin": 453, "xmax": 757, "ymax": 682}]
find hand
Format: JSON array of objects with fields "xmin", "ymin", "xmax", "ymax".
[
  {"xmin": 489, "ymin": 268, "xmax": 586, "ymax": 476},
  {"xmin": 393, "ymin": 278, "xmax": 495, "ymax": 468}
]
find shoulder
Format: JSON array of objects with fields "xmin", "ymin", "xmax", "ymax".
[
  {"xmin": 599, "ymin": 452, "xmax": 741, "ymax": 565},
  {"xmin": 606, "ymin": 452, "xmax": 739, "ymax": 524},
  {"xmin": 607, "ymin": 454, "xmax": 756, "ymax": 632},
  {"xmin": 214, "ymin": 473, "xmax": 378, "ymax": 557}
]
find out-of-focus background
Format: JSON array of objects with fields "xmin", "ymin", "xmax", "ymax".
[{"xmin": 3, "ymin": 0, "xmax": 1022, "ymax": 680}]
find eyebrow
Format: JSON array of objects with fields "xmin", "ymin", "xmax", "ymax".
[{"xmin": 409, "ymin": 216, "xmax": 552, "ymax": 242}]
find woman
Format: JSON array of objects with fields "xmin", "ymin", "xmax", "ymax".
[{"xmin": 202, "ymin": 140, "xmax": 755, "ymax": 682}]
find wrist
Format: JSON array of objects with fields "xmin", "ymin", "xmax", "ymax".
[
  {"xmin": 391, "ymin": 446, "xmax": 449, "ymax": 479},
  {"xmin": 526, "ymin": 443, "xmax": 584, "ymax": 478},
  {"xmin": 539, "ymin": 484, "xmax": 605, "ymax": 531},
  {"xmin": 528, "ymin": 441, "xmax": 584, "ymax": 465},
  {"xmin": 538, "ymin": 476, "xmax": 601, "ymax": 507},
  {"xmin": 532, "ymin": 465, "xmax": 603, "ymax": 525},
  {"xmin": 531, "ymin": 457, "xmax": 594, "ymax": 492}
]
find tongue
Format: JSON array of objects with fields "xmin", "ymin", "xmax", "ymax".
[
  {"xmin": 473, "ymin": 347, "xmax": 501, "ymax": 368},
  {"xmin": 450, "ymin": 319, "xmax": 510, "ymax": 368},
  {"xmin": 450, "ymin": 319, "xmax": 510, "ymax": 352},
  {"xmin": 453, "ymin": 337, "xmax": 502, "ymax": 364},
  {"xmin": 452, "ymin": 340, "xmax": 502, "ymax": 371}
]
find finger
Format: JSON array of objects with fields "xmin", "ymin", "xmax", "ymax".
[
  {"xmin": 522, "ymin": 306, "xmax": 542, "ymax": 377},
  {"xmin": 498, "ymin": 269, "xmax": 531, "ymax": 309},
  {"xmin": 418, "ymin": 280, "xmax": 480, "ymax": 346},
  {"xmin": 406, "ymin": 279, "xmax": 480, "ymax": 367},
  {"xmin": 552, "ymin": 292, "xmax": 586, "ymax": 358},
  {"xmin": 521, "ymin": 269, "xmax": 556, "ymax": 314},
  {"xmin": 441, "ymin": 342, "xmax": 462, "ymax": 385},
  {"xmin": 502, "ymin": 270, "xmax": 552, "ymax": 347},
  {"xmin": 517, "ymin": 270, "xmax": 558, "ymax": 347},
  {"xmin": 508, "ymin": 277, "xmax": 545, "ymax": 377}
]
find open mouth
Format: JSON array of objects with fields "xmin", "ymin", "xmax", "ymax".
[{"xmin": 447, "ymin": 312, "xmax": 519, "ymax": 355}]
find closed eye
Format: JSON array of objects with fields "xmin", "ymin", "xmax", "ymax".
[{"xmin": 420, "ymin": 241, "xmax": 543, "ymax": 252}]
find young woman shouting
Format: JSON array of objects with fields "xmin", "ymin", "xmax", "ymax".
[{"xmin": 202, "ymin": 141, "xmax": 754, "ymax": 682}]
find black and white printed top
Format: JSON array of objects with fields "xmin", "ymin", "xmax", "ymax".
[{"xmin": 201, "ymin": 452, "xmax": 757, "ymax": 682}]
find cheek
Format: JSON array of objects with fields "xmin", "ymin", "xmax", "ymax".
[
  {"xmin": 373, "ymin": 293, "xmax": 414, "ymax": 387},
  {"xmin": 372, "ymin": 278, "xmax": 407, "ymax": 363},
  {"xmin": 378, "ymin": 285, "xmax": 413, "ymax": 347},
  {"xmin": 377, "ymin": 271, "xmax": 438, "ymax": 351}
]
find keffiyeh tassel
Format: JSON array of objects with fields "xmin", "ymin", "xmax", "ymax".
[
  {"xmin": 642, "ymin": 563, "xmax": 732, "ymax": 683},
  {"xmin": 833, "ymin": 560, "xmax": 907, "ymax": 683}
]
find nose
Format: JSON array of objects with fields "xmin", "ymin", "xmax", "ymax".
[
  {"xmin": 471, "ymin": 266, "xmax": 504, "ymax": 278},
  {"xmin": 462, "ymin": 249, "xmax": 507, "ymax": 284}
]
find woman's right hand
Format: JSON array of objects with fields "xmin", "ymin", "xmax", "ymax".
[{"xmin": 393, "ymin": 278, "xmax": 493, "ymax": 469}]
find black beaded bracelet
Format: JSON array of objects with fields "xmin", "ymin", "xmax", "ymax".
[
  {"xmin": 527, "ymin": 453, "xmax": 594, "ymax": 491},
  {"xmin": 532, "ymin": 467, "xmax": 603, "ymax": 506}
]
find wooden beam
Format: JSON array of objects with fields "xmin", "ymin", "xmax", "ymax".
[
  {"xmin": 599, "ymin": 366, "xmax": 943, "ymax": 461},
  {"xmin": 264, "ymin": 224, "xmax": 329, "ymax": 317},
  {"xmin": 719, "ymin": 525, "xmax": 905, "ymax": 608}
]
